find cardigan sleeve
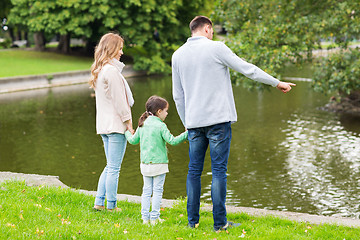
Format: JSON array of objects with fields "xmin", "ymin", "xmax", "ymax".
[
  {"xmin": 125, "ymin": 128, "xmax": 140, "ymax": 145},
  {"xmin": 106, "ymin": 67, "xmax": 132, "ymax": 122},
  {"xmin": 161, "ymin": 124, "xmax": 188, "ymax": 146}
]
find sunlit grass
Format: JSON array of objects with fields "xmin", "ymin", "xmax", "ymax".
[
  {"xmin": 1, "ymin": 180, "xmax": 359, "ymax": 239},
  {"xmin": 0, "ymin": 50, "xmax": 92, "ymax": 78}
]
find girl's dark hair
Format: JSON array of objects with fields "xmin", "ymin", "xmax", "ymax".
[{"xmin": 138, "ymin": 95, "xmax": 168, "ymax": 127}]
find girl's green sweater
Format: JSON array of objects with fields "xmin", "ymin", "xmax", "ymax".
[{"xmin": 125, "ymin": 116, "xmax": 188, "ymax": 164}]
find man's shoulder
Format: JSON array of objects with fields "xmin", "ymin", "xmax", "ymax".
[
  {"xmin": 172, "ymin": 44, "xmax": 186, "ymax": 57},
  {"xmin": 209, "ymin": 40, "xmax": 227, "ymax": 49}
]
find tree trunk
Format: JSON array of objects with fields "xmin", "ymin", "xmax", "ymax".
[
  {"xmin": 16, "ymin": 30, "xmax": 21, "ymax": 40},
  {"xmin": 25, "ymin": 32, "xmax": 30, "ymax": 47},
  {"xmin": 57, "ymin": 34, "xmax": 71, "ymax": 53},
  {"xmin": 8, "ymin": 27, "xmax": 15, "ymax": 42},
  {"xmin": 33, "ymin": 32, "xmax": 45, "ymax": 51},
  {"xmin": 85, "ymin": 40, "xmax": 96, "ymax": 55}
]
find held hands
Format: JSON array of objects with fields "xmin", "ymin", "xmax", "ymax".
[
  {"xmin": 128, "ymin": 128, "xmax": 135, "ymax": 135},
  {"xmin": 126, "ymin": 120, "xmax": 135, "ymax": 134},
  {"xmin": 276, "ymin": 81, "xmax": 296, "ymax": 93}
]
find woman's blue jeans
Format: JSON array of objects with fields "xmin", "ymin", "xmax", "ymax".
[
  {"xmin": 187, "ymin": 122, "xmax": 232, "ymax": 229},
  {"xmin": 94, "ymin": 133, "xmax": 127, "ymax": 209},
  {"xmin": 141, "ymin": 173, "xmax": 166, "ymax": 221}
]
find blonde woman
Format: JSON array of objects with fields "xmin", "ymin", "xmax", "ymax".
[{"xmin": 89, "ymin": 32, "xmax": 134, "ymax": 212}]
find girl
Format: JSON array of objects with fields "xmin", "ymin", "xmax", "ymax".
[
  {"xmin": 125, "ymin": 96, "xmax": 187, "ymax": 225},
  {"xmin": 89, "ymin": 32, "xmax": 134, "ymax": 212}
]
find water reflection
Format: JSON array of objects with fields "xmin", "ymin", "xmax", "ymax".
[
  {"xmin": 281, "ymin": 112, "xmax": 360, "ymax": 217},
  {"xmin": 1, "ymin": 78, "xmax": 360, "ymax": 218}
]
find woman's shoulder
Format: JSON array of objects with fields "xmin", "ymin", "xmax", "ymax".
[{"xmin": 101, "ymin": 64, "xmax": 118, "ymax": 76}]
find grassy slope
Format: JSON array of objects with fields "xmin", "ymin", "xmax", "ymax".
[
  {"xmin": 1, "ymin": 181, "xmax": 359, "ymax": 239},
  {"xmin": 0, "ymin": 50, "xmax": 92, "ymax": 78}
]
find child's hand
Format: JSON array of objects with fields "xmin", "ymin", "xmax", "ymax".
[{"xmin": 128, "ymin": 128, "xmax": 135, "ymax": 135}]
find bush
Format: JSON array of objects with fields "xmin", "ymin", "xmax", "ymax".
[
  {"xmin": 0, "ymin": 38, "xmax": 12, "ymax": 49},
  {"xmin": 312, "ymin": 48, "xmax": 360, "ymax": 97}
]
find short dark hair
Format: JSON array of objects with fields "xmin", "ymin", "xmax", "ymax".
[{"xmin": 189, "ymin": 16, "xmax": 213, "ymax": 33}]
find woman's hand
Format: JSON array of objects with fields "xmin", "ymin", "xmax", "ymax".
[{"xmin": 125, "ymin": 120, "xmax": 135, "ymax": 134}]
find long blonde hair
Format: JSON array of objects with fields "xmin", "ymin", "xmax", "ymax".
[{"xmin": 89, "ymin": 33, "xmax": 124, "ymax": 89}]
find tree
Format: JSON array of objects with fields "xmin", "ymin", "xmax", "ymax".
[
  {"xmin": 214, "ymin": 0, "xmax": 360, "ymax": 97},
  {"xmin": 311, "ymin": 0, "xmax": 360, "ymax": 111},
  {"xmin": 8, "ymin": 0, "xmax": 210, "ymax": 72},
  {"xmin": 312, "ymin": 49, "xmax": 360, "ymax": 114},
  {"xmin": 9, "ymin": 0, "xmax": 110, "ymax": 52},
  {"xmin": 1, "ymin": 0, "xmax": 14, "ymax": 42},
  {"xmin": 95, "ymin": 0, "xmax": 211, "ymax": 73},
  {"xmin": 0, "ymin": 0, "xmax": 12, "ymax": 21}
]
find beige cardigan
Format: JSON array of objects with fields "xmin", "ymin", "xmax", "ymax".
[{"xmin": 95, "ymin": 63, "xmax": 132, "ymax": 134}]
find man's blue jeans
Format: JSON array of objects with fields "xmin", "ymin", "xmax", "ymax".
[
  {"xmin": 187, "ymin": 122, "xmax": 232, "ymax": 229},
  {"xmin": 94, "ymin": 133, "xmax": 127, "ymax": 209}
]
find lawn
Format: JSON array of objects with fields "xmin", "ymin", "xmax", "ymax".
[
  {"xmin": 0, "ymin": 50, "xmax": 93, "ymax": 78},
  {"xmin": 1, "ymin": 180, "xmax": 359, "ymax": 239}
]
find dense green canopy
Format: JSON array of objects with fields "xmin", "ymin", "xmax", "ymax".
[{"xmin": 8, "ymin": 0, "xmax": 211, "ymax": 72}]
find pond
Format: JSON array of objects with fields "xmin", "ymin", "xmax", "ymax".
[{"xmin": 1, "ymin": 75, "xmax": 360, "ymax": 218}]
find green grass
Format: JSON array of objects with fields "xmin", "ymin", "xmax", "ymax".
[
  {"xmin": 1, "ymin": 181, "xmax": 360, "ymax": 239},
  {"xmin": 0, "ymin": 50, "xmax": 93, "ymax": 78}
]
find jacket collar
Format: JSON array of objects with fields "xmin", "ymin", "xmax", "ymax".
[
  {"xmin": 147, "ymin": 115, "xmax": 163, "ymax": 122},
  {"xmin": 187, "ymin": 36, "xmax": 208, "ymax": 42},
  {"xmin": 109, "ymin": 58, "xmax": 125, "ymax": 73}
]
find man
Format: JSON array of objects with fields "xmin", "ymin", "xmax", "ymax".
[{"xmin": 171, "ymin": 16, "xmax": 295, "ymax": 231}]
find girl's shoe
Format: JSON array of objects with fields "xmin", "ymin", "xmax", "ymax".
[
  {"xmin": 150, "ymin": 218, "xmax": 164, "ymax": 225},
  {"xmin": 93, "ymin": 205, "xmax": 105, "ymax": 211},
  {"xmin": 143, "ymin": 219, "xmax": 150, "ymax": 225},
  {"xmin": 107, "ymin": 207, "xmax": 122, "ymax": 212}
]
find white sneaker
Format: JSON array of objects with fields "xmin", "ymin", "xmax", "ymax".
[
  {"xmin": 143, "ymin": 219, "xmax": 150, "ymax": 225},
  {"xmin": 150, "ymin": 218, "xmax": 164, "ymax": 225}
]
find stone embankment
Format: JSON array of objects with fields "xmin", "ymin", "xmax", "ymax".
[
  {"xmin": 1, "ymin": 171, "xmax": 360, "ymax": 228},
  {"xmin": 0, "ymin": 65, "xmax": 146, "ymax": 94}
]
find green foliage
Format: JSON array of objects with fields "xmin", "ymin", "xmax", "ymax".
[
  {"xmin": 214, "ymin": 0, "xmax": 360, "ymax": 95},
  {"xmin": 9, "ymin": 0, "xmax": 108, "ymax": 37},
  {"xmin": 8, "ymin": 0, "xmax": 211, "ymax": 73},
  {"xmin": 0, "ymin": 0, "xmax": 12, "ymax": 18},
  {"xmin": 0, "ymin": 38, "xmax": 12, "ymax": 49},
  {"xmin": 312, "ymin": 48, "xmax": 360, "ymax": 96},
  {"xmin": 104, "ymin": 0, "xmax": 210, "ymax": 73},
  {"xmin": 319, "ymin": 1, "xmax": 360, "ymax": 48}
]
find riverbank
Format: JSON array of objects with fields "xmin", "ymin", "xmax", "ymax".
[
  {"xmin": 5, "ymin": 180, "xmax": 360, "ymax": 240},
  {"xmin": 0, "ymin": 65, "xmax": 146, "ymax": 94},
  {"xmin": 1, "ymin": 171, "xmax": 360, "ymax": 229}
]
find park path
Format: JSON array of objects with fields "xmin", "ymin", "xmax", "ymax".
[
  {"xmin": 0, "ymin": 64, "xmax": 146, "ymax": 94},
  {"xmin": 1, "ymin": 171, "xmax": 360, "ymax": 228}
]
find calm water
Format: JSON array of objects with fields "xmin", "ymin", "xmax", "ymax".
[{"xmin": 1, "ymin": 76, "xmax": 360, "ymax": 218}]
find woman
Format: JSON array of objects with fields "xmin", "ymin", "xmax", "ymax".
[{"xmin": 89, "ymin": 32, "xmax": 134, "ymax": 212}]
